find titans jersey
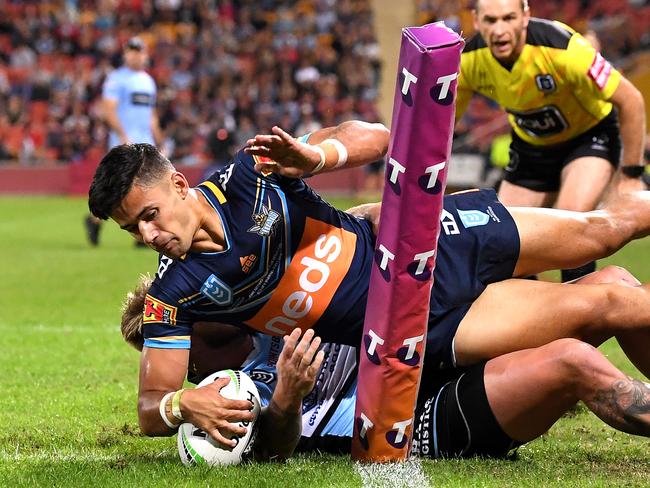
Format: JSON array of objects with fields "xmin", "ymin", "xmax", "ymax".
[
  {"xmin": 143, "ymin": 154, "xmax": 518, "ymax": 368},
  {"xmin": 457, "ymin": 18, "xmax": 621, "ymax": 146},
  {"xmin": 240, "ymin": 334, "xmax": 357, "ymax": 442},
  {"xmin": 142, "ymin": 148, "xmax": 376, "ymax": 349},
  {"xmin": 102, "ymin": 66, "xmax": 157, "ymax": 148}
]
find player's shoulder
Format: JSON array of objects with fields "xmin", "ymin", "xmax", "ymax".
[
  {"xmin": 463, "ymin": 32, "xmax": 487, "ymax": 54},
  {"xmin": 526, "ymin": 18, "xmax": 575, "ymax": 50}
]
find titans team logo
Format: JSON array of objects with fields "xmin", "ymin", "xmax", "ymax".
[
  {"xmin": 248, "ymin": 205, "xmax": 281, "ymax": 237},
  {"xmin": 201, "ymin": 274, "xmax": 233, "ymax": 306}
]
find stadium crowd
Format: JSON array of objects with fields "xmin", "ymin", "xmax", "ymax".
[
  {"xmin": 0, "ymin": 0, "xmax": 648, "ymax": 169},
  {"xmin": 0, "ymin": 0, "xmax": 382, "ymax": 167}
]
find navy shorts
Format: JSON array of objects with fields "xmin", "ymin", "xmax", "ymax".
[
  {"xmin": 504, "ymin": 109, "xmax": 621, "ymax": 192},
  {"xmin": 425, "ymin": 189, "xmax": 520, "ymax": 369}
]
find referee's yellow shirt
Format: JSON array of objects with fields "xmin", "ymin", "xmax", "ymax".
[{"xmin": 457, "ymin": 18, "xmax": 622, "ymax": 146}]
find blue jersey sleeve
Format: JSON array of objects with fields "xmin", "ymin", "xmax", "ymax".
[
  {"xmin": 141, "ymin": 285, "xmax": 193, "ymax": 349},
  {"xmin": 102, "ymin": 71, "xmax": 121, "ymax": 101}
]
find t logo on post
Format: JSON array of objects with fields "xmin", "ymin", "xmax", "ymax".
[{"xmin": 351, "ymin": 22, "xmax": 464, "ymax": 462}]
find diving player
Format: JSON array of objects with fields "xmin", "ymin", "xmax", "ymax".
[
  {"xmin": 457, "ymin": 0, "xmax": 647, "ymax": 281},
  {"xmin": 88, "ymin": 120, "xmax": 650, "ymax": 446},
  {"xmin": 121, "ymin": 266, "xmax": 650, "ymax": 461}
]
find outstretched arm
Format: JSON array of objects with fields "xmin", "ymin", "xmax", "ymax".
[
  {"xmin": 254, "ymin": 328, "xmax": 325, "ymax": 461},
  {"xmin": 609, "ymin": 76, "xmax": 647, "ymax": 193},
  {"xmin": 245, "ymin": 120, "xmax": 390, "ymax": 178}
]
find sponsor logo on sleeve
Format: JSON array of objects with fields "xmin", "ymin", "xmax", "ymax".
[
  {"xmin": 588, "ymin": 52, "xmax": 612, "ymax": 90},
  {"xmin": 143, "ymin": 295, "xmax": 177, "ymax": 325},
  {"xmin": 245, "ymin": 217, "xmax": 357, "ymax": 335}
]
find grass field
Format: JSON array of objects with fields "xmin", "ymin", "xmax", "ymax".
[{"xmin": 2, "ymin": 195, "xmax": 650, "ymax": 487}]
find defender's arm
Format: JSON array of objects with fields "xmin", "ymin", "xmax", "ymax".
[{"xmin": 254, "ymin": 328, "xmax": 324, "ymax": 461}]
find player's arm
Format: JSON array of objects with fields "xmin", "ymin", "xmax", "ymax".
[
  {"xmin": 138, "ymin": 346, "xmax": 255, "ymax": 446},
  {"xmin": 101, "ymin": 96, "xmax": 129, "ymax": 145},
  {"xmin": 345, "ymin": 202, "xmax": 382, "ymax": 236},
  {"xmin": 151, "ymin": 111, "xmax": 163, "ymax": 148},
  {"xmin": 254, "ymin": 328, "xmax": 324, "ymax": 461},
  {"xmin": 608, "ymin": 76, "xmax": 647, "ymax": 192},
  {"xmin": 244, "ymin": 120, "xmax": 390, "ymax": 179}
]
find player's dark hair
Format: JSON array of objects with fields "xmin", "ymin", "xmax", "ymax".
[{"xmin": 88, "ymin": 143, "xmax": 175, "ymax": 220}]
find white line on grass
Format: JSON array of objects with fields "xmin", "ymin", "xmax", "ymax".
[
  {"xmin": 355, "ymin": 458, "xmax": 428, "ymax": 488},
  {"xmin": 0, "ymin": 323, "xmax": 119, "ymax": 333}
]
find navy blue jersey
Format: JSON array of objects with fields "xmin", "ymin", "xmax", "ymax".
[
  {"xmin": 143, "ymin": 149, "xmax": 376, "ymax": 349},
  {"xmin": 143, "ymin": 152, "xmax": 519, "ymax": 367}
]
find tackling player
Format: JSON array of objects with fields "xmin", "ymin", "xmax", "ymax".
[
  {"xmin": 457, "ymin": 0, "xmax": 647, "ymax": 281},
  {"xmin": 88, "ymin": 120, "xmax": 650, "ymax": 445},
  {"xmin": 121, "ymin": 266, "xmax": 650, "ymax": 460}
]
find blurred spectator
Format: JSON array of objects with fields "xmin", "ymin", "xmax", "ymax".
[
  {"xmin": 0, "ymin": 0, "xmax": 384, "ymax": 169},
  {"xmin": 85, "ymin": 35, "xmax": 162, "ymax": 246}
]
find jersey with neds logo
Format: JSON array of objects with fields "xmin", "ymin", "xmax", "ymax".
[
  {"xmin": 457, "ymin": 18, "xmax": 621, "ymax": 146},
  {"xmin": 142, "ymin": 148, "xmax": 376, "ymax": 349}
]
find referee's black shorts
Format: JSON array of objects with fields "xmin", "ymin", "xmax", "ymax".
[
  {"xmin": 412, "ymin": 362, "xmax": 520, "ymax": 459},
  {"xmin": 504, "ymin": 109, "xmax": 621, "ymax": 192}
]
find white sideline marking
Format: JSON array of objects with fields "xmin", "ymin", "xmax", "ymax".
[
  {"xmin": 0, "ymin": 323, "xmax": 118, "ymax": 333},
  {"xmin": 356, "ymin": 459, "xmax": 428, "ymax": 488},
  {"xmin": 2, "ymin": 450, "xmax": 172, "ymax": 463}
]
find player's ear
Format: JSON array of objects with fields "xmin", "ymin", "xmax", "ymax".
[
  {"xmin": 472, "ymin": 8, "xmax": 479, "ymax": 31},
  {"xmin": 170, "ymin": 171, "xmax": 190, "ymax": 198},
  {"xmin": 522, "ymin": 1, "xmax": 531, "ymax": 26}
]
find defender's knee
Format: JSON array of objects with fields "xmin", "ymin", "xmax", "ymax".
[
  {"xmin": 546, "ymin": 339, "xmax": 602, "ymax": 390},
  {"xmin": 598, "ymin": 265, "xmax": 641, "ymax": 287}
]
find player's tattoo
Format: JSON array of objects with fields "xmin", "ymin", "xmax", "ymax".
[{"xmin": 589, "ymin": 378, "xmax": 650, "ymax": 436}]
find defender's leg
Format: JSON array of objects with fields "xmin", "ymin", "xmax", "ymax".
[{"xmin": 485, "ymin": 339, "xmax": 650, "ymax": 441}]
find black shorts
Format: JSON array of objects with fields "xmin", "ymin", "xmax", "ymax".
[
  {"xmin": 504, "ymin": 109, "xmax": 621, "ymax": 192},
  {"xmin": 411, "ymin": 363, "xmax": 520, "ymax": 459}
]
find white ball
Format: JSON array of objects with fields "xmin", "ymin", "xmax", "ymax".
[{"xmin": 177, "ymin": 370, "xmax": 261, "ymax": 466}]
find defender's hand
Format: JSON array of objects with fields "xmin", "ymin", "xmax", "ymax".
[
  {"xmin": 272, "ymin": 328, "xmax": 325, "ymax": 413},
  {"xmin": 245, "ymin": 126, "xmax": 321, "ymax": 178},
  {"xmin": 181, "ymin": 377, "xmax": 255, "ymax": 448}
]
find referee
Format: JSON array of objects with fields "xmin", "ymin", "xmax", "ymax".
[{"xmin": 456, "ymin": 0, "xmax": 646, "ymax": 282}]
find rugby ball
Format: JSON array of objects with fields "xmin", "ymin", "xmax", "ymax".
[{"xmin": 177, "ymin": 370, "xmax": 261, "ymax": 466}]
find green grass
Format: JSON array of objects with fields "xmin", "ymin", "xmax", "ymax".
[{"xmin": 2, "ymin": 196, "xmax": 650, "ymax": 487}]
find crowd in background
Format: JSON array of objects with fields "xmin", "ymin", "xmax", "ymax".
[
  {"xmin": 0, "ymin": 0, "xmax": 381, "ymax": 167},
  {"xmin": 0, "ymin": 0, "xmax": 649, "ymax": 167}
]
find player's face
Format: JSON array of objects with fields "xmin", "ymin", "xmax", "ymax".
[
  {"xmin": 111, "ymin": 173, "xmax": 195, "ymax": 259},
  {"xmin": 124, "ymin": 48, "xmax": 148, "ymax": 71},
  {"xmin": 474, "ymin": 0, "xmax": 530, "ymax": 65}
]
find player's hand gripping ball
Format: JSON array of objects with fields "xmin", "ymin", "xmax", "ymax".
[{"xmin": 177, "ymin": 370, "xmax": 261, "ymax": 466}]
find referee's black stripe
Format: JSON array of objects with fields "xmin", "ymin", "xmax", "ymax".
[{"xmin": 525, "ymin": 18, "xmax": 572, "ymax": 49}]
